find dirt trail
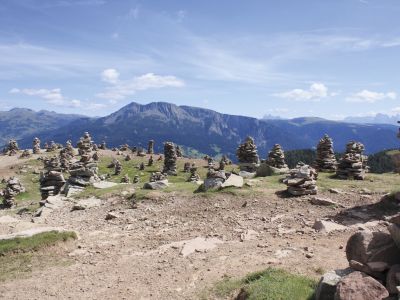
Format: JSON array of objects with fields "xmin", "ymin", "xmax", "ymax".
[{"xmin": 0, "ymin": 181, "xmax": 388, "ymax": 299}]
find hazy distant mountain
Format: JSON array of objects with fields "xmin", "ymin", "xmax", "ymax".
[
  {"xmin": 344, "ymin": 113, "xmax": 400, "ymax": 125},
  {"xmin": 0, "ymin": 108, "xmax": 84, "ymax": 147},
  {"xmin": 16, "ymin": 102, "xmax": 398, "ymax": 157},
  {"xmin": 262, "ymin": 114, "xmax": 284, "ymax": 120}
]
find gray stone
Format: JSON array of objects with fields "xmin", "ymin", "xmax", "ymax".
[
  {"xmin": 238, "ymin": 171, "xmax": 256, "ymax": 179},
  {"xmin": 315, "ymin": 269, "xmax": 353, "ymax": 300},
  {"xmin": 143, "ymin": 180, "xmax": 169, "ymax": 190},
  {"xmin": 221, "ymin": 174, "xmax": 244, "ymax": 188},
  {"xmin": 313, "ymin": 220, "xmax": 347, "ymax": 233},
  {"xmin": 310, "ymin": 197, "xmax": 338, "ymax": 206},
  {"xmin": 203, "ymin": 178, "xmax": 224, "ymax": 191}
]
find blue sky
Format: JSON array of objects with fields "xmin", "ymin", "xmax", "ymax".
[{"xmin": 1, "ymin": 0, "xmax": 400, "ymax": 119}]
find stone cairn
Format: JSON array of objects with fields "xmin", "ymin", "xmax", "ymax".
[
  {"xmin": 147, "ymin": 140, "xmax": 154, "ymax": 155},
  {"xmin": 139, "ymin": 162, "xmax": 145, "ymax": 171},
  {"xmin": 46, "ymin": 141, "xmax": 58, "ymax": 152},
  {"xmin": 120, "ymin": 144, "xmax": 129, "ymax": 151},
  {"xmin": 131, "ymin": 146, "xmax": 137, "ymax": 154},
  {"xmin": 20, "ymin": 149, "xmax": 31, "ymax": 158},
  {"xmin": 121, "ymin": 174, "xmax": 130, "ymax": 184},
  {"xmin": 137, "ymin": 148, "xmax": 146, "ymax": 157},
  {"xmin": 133, "ymin": 175, "xmax": 140, "ymax": 183},
  {"xmin": 236, "ymin": 136, "xmax": 259, "ymax": 172},
  {"xmin": 3, "ymin": 139, "xmax": 19, "ymax": 156},
  {"xmin": 207, "ymin": 157, "xmax": 215, "ymax": 169},
  {"xmin": 114, "ymin": 160, "xmax": 122, "ymax": 175},
  {"xmin": 92, "ymin": 152, "xmax": 99, "ymax": 161},
  {"xmin": 219, "ymin": 158, "xmax": 226, "ymax": 171},
  {"xmin": 92, "ymin": 144, "xmax": 98, "ymax": 151},
  {"xmin": 336, "ymin": 141, "xmax": 368, "ymax": 180},
  {"xmin": 187, "ymin": 164, "xmax": 201, "ymax": 182},
  {"xmin": 32, "ymin": 137, "xmax": 41, "ymax": 154},
  {"xmin": 148, "ymin": 155, "xmax": 154, "ymax": 166},
  {"xmin": 2, "ymin": 177, "xmax": 25, "ymax": 208},
  {"xmin": 64, "ymin": 140, "xmax": 75, "ymax": 157},
  {"xmin": 99, "ymin": 141, "xmax": 107, "ymax": 150},
  {"xmin": 40, "ymin": 157, "xmax": 66, "ymax": 199},
  {"xmin": 125, "ymin": 154, "xmax": 132, "ymax": 161},
  {"xmin": 163, "ymin": 142, "xmax": 177, "ymax": 175},
  {"xmin": 66, "ymin": 132, "xmax": 99, "ymax": 194},
  {"xmin": 150, "ymin": 172, "xmax": 167, "ymax": 182},
  {"xmin": 267, "ymin": 144, "xmax": 288, "ymax": 170},
  {"xmin": 176, "ymin": 145, "xmax": 183, "ymax": 158},
  {"xmin": 315, "ymin": 134, "xmax": 337, "ymax": 172},
  {"xmin": 315, "ymin": 217, "xmax": 400, "ymax": 299},
  {"xmin": 183, "ymin": 162, "xmax": 191, "ymax": 173},
  {"xmin": 283, "ymin": 162, "xmax": 318, "ymax": 196}
]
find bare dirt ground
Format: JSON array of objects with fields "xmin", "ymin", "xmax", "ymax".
[{"xmin": 0, "ymin": 153, "xmax": 396, "ymax": 300}]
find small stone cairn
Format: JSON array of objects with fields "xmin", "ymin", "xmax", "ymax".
[
  {"xmin": 46, "ymin": 141, "xmax": 58, "ymax": 152},
  {"xmin": 283, "ymin": 162, "xmax": 318, "ymax": 196},
  {"xmin": 176, "ymin": 145, "xmax": 183, "ymax": 158},
  {"xmin": 125, "ymin": 154, "xmax": 132, "ymax": 161},
  {"xmin": 147, "ymin": 140, "xmax": 154, "ymax": 154},
  {"xmin": 32, "ymin": 137, "xmax": 41, "ymax": 154},
  {"xmin": 143, "ymin": 172, "xmax": 169, "ymax": 190},
  {"xmin": 3, "ymin": 139, "xmax": 19, "ymax": 156},
  {"xmin": 64, "ymin": 140, "xmax": 75, "ymax": 158},
  {"xmin": 114, "ymin": 160, "xmax": 122, "ymax": 175},
  {"xmin": 236, "ymin": 136, "xmax": 260, "ymax": 173},
  {"xmin": 120, "ymin": 144, "xmax": 129, "ymax": 151},
  {"xmin": 219, "ymin": 158, "xmax": 226, "ymax": 171},
  {"xmin": 139, "ymin": 162, "xmax": 145, "ymax": 171},
  {"xmin": 163, "ymin": 142, "xmax": 177, "ymax": 175},
  {"xmin": 40, "ymin": 157, "xmax": 66, "ymax": 199},
  {"xmin": 99, "ymin": 141, "xmax": 107, "ymax": 150},
  {"xmin": 137, "ymin": 148, "xmax": 146, "ymax": 157},
  {"xmin": 148, "ymin": 155, "xmax": 154, "ymax": 166},
  {"xmin": 2, "ymin": 177, "xmax": 25, "ymax": 208},
  {"xmin": 183, "ymin": 162, "xmax": 191, "ymax": 173},
  {"xmin": 187, "ymin": 164, "xmax": 201, "ymax": 183},
  {"xmin": 315, "ymin": 134, "xmax": 337, "ymax": 172},
  {"xmin": 20, "ymin": 149, "xmax": 31, "ymax": 158},
  {"xmin": 267, "ymin": 144, "xmax": 288, "ymax": 170},
  {"xmin": 121, "ymin": 174, "xmax": 130, "ymax": 184},
  {"xmin": 336, "ymin": 141, "xmax": 368, "ymax": 180}
]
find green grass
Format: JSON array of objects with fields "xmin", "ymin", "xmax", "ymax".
[
  {"xmin": 210, "ymin": 268, "xmax": 316, "ymax": 300},
  {"xmin": 0, "ymin": 231, "xmax": 77, "ymax": 255}
]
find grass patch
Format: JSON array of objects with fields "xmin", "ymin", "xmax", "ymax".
[
  {"xmin": 0, "ymin": 231, "xmax": 77, "ymax": 255},
  {"xmin": 210, "ymin": 268, "xmax": 316, "ymax": 300}
]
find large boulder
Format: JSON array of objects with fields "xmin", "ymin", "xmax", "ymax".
[
  {"xmin": 335, "ymin": 271, "xmax": 389, "ymax": 300},
  {"xmin": 386, "ymin": 264, "xmax": 400, "ymax": 294},
  {"xmin": 388, "ymin": 224, "xmax": 400, "ymax": 250},
  {"xmin": 221, "ymin": 174, "xmax": 244, "ymax": 188},
  {"xmin": 203, "ymin": 178, "xmax": 224, "ymax": 191},
  {"xmin": 346, "ymin": 231, "xmax": 400, "ymax": 266},
  {"xmin": 143, "ymin": 180, "xmax": 169, "ymax": 190},
  {"xmin": 315, "ymin": 269, "xmax": 353, "ymax": 300}
]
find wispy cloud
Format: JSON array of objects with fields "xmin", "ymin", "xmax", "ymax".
[
  {"xmin": 346, "ymin": 90, "xmax": 397, "ymax": 103},
  {"xmin": 9, "ymin": 87, "xmax": 81, "ymax": 107},
  {"xmin": 274, "ymin": 83, "xmax": 332, "ymax": 101},
  {"xmin": 97, "ymin": 70, "xmax": 185, "ymax": 101}
]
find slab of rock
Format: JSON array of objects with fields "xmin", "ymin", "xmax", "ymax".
[
  {"xmin": 238, "ymin": 171, "xmax": 256, "ymax": 179},
  {"xmin": 72, "ymin": 197, "xmax": 102, "ymax": 211},
  {"xmin": 310, "ymin": 197, "xmax": 338, "ymax": 206},
  {"xmin": 315, "ymin": 269, "xmax": 353, "ymax": 300},
  {"xmin": 221, "ymin": 174, "xmax": 244, "ymax": 188},
  {"xmin": 203, "ymin": 178, "xmax": 224, "ymax": 191},
  {"xmin": 0, "ymin": 227, "xmax": 67, "ymax": 241},
  {"xmin": 346, "ymin": 231, "xmax": 400, "ymax": 266},
  {"xmin": 386, "ymin": 264, "xmax": 400, "ymax": 294},
  {"xmin": 93, "ymin": 181, "xmax": 118, "ymax": 189},
  {"xmin": 143, "ymin": 180, "xmax": 169, "ymax": 190},
  {"xmin": 313, "ymin": 220, "xmax": 347, "ymax": 233},
  {"xmin": 335, "ymin": 271, "xmax": 389, "ymax": 300},
  {"xmin": 388, "ymin": 224, "xmax": 400, "ymax": 250}
]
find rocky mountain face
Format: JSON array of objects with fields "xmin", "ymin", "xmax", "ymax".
[{"xmin": 7, "ymin": 102, "xmax": 399, "ymax": 158}]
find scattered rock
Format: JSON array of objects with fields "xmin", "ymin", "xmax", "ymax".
[
  {"xmin": 313, "ymin": 220, "xmax": 347, "ymax": 233},
  {"xmin": 315, "ymin": 269, "xmax": 353, "ymax": 300},
  {"xmin": 310, "ymin": 197, "xmax": 338, "ymax": 206}
]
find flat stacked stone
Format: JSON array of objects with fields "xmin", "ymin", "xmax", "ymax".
[
  {"xmin": 64, "ymin": 140, "xmax": 75, "ymax": 157},
  {"xmin": 219, "ymin": 158, "xmax": 226, "ymax": 171},
  {"xmin": 40, "ymin": 157, "xmax": 66, "ymax": 199},
  {"xmin": 163, "ymin": 142, "xmax": 177, "ymax": 175},
  {"xmin": 267, "ymin": 144, "xmax": 288, "ymax": 169},
  {"xmin": 176, "ymin": 145, "xmax": 183, "ymax": 158},
  {"xmin": 150, "ymin": 172, "xmax": 167, "ymax": 182},
  {"xmin": 92, "ymin": 152, "xmax": 99, "ymax": 161},
  {"xmin": 92, "ymin": 144, "xmax": 98, "ymax": 151},
  {"xmin": 236, "ymin": 136, "xmax": 260, "ymax": 172},
  {"xmin": 32, "ymin": 137, "xmax": 41, "ymax": 154},
  {"xmin": 283, "ymin": 162, "xmax": 318, "ymax": 196},
  {"xmin": 133, "ymin": 175, "xmax": 140, "ymax": 183},
  {"xmin": 3, "ymin": 139, "xmax": 19, "ymax": 156},
  {"xmin": 187, "ymin": 164, "xmax": 201, "ymax": 182},
  {"xmin": 2, "ymin": 177, "xmax": 25, "ymax": 208},
  {"xmin": 65, "ymin": 132, "xmax": 99, "ymax": 195},
  {"xmin": 147, "ymin": 140, "xmax": 154, "ymax": 154},
  {"xmin": 336, "ymin": 141, "xmax": 368, "ymax": 180},
  {"xmin": 315, "ymin": 134, "xmax": 337, "ymax": 172}
]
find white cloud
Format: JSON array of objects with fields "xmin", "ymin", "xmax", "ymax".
[
  {"xmin": 346, "ymin": 90, "xmax": 397, "ymax": 103},
  {"xmin": 275, "ymin": 83, "xmax": 330, "ymax": 101},
  {"xmin": 177, "ymin": 10, "xmax": 186, "ymax": 22},
  {"xmin": 9, "ymin": 88, "xmax": 81, "ymax": 107},
  {"xmin": 101, "ymin": 68, "xmax": 120, "ymax": 84},
  {"xmin": 98, "ymin": 70, "xmax": 185, "ymax": 101}
]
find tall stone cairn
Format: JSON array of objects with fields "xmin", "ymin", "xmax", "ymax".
[
  {"xmin": 315, "ymin": 134, "xmax": 337, "ymax": 172},
  {"xmin": 336, "ymin": 141, "xmax": 368, "ymax": 180},
  {"xmin": 283, "ymin": 162, "xmax": 318, "ymax": 196},
  {"xmin": 46, "ymin": 141, "xmax": 57, "ymax": 152},
  {"xmin": 266, "ymin": 144, "xmax": 288, "ymax": 169},
  {"xmin": 147, "ymin": 140, "xmax": 155, "ymax": 154},
  {"xmin": 163, "ymin": 142, "xmax": 177, "ymax": 175},
  {"xmin": 176, "ymin": 145, "xmax": 183, "ymax": 158},
  {"xmin": 3, "ymin": 139, "xmax": 19, "ymax": 156},
  {"xmin": 32, "ymin": 137, "xmax": 41, "ymax": 154},
  {"xmin": 66, "ymin": 132, "xmax": 99, "ymax": 192},
  {"xmin": 187, "ymin": 164, "xmax": 201, "ymax": 182},
  {"xmin": 99, "ymin": 141, "xmax": 107, "ymax": 150},
  {"xmin": 2, "ymin": 177, "xmax": 25, "ymax": 208},
  {"xmin": 40, "ymin": 157, "xmax": 66, "ymax": 199},
  {"xmin": 236, "ymin": 136, "xmax": 259, "ymax": 172}
]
